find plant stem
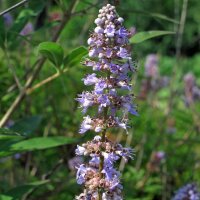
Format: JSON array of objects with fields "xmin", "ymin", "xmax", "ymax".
[
  {"xmin": 0, "ymin": 0, "xmax": 79, "ymax": 127},
  {"xmin": 0, "ymin": 0, "xmax": 29, "ymax": 16},
  {"xmin": 98, "ymin": 107, "xmax": 108, "ymax": 200}
]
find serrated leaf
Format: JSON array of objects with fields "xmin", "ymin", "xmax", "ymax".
[
  {"xmin": 130, "ymin": 30, "xmax": 175, "ymax": 44},
  {"xmin": 38, "ymin": 42, "xmax": 64, "ymax": 67},
  {"xmin": 9, "ymin": 116, "xmax": 42, "ymax": 136},
  {"xmin": 6, "ymin": 180, "xmax": 49, "ymax": 200},
  {"xmin": 10, "ymin": 136, "xmax": 77, "ymax": 152},
  {"xmin": 63, "ymin": 46, "xmax": 88, "ymax": 68}
]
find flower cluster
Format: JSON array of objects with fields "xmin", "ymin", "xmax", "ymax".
[
  {"xmin": 184, "ymin": 73, "xmax": 200, "ymax": 106},
  {"xmin": 75, "ymin": 136, "xmax": 133, "ymax": 199},
  {"xmin": 172, "ymin": 183, "xmax": 200, "ymax": 200},
  {"xmin": 139, "ymin": 54, "xmax": 169, "ymax": 99},
  {"xmin": 75, "ymin": 4, "xmax": 136, "ymax": 199}
]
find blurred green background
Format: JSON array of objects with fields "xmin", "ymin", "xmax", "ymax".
[{"xmin": 0, "ymin": 0, "xmax": 200, "ymax": 199}]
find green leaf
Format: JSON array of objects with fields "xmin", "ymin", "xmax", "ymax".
[
  {"xmin": 6, "ymin": 180, "xmax": 48, "ymax": 200},
  {"xmin": 150, "ymin": 13, "xmax": 179, "ymax": 24},
  {"xmin": 9, "ymin": 116, "xmax": 42, "ymax": 136},
  {"xmin": 130, "ymin": 30, "xmax": 175, "ymax": 44},
  {"xmin": 10, "ymin": 136, "xmax": 77, "ymax": 152},
  {"xmin": 0, "ymin": 16, "xmax": 6, "ymax": 49},
  {"xmin": 0, "ymin": 128, "xmax": 25, "ymax": 158},
  {"xmin": 38, "ymin": 42, "xmax": 64, "ymax": 67},
  {"xmin": 63, "ymin": 46, "xmax": 88, "ymax": 68},
  {"xmin": 7, "ymin": 9, "xmax": 35, "ymax": 47},
  {"xmin": 0, "ymin": 128, "xmax": 24, "ymax": 138},
  {"xmin": 0, "ymin": 195, "xmax": 13, "ymax": 200}
]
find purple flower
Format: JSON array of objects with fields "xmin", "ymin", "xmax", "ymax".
[
  {"xmin": 79, "ymin": 116, "xmax": 92, "ymax": 134},
  {"xmin": 76, "ymin": 92, "xmax": 94, "ymax": 113},
  {"xmin": 75, "ymin": 4, "xmax": 136, "ymax": 199},
  {"xmin": 3, "ymin": 13, "xmax": 13, "ymax": 27},
  {"xmin": 117, "ymin": 47, "xmax": 129, "ymax": 59},
  {"xmin": 172, "ymin": 183, "xmax": 200, "ymax": 200},
  {"xmin": 75, "ymin": 145, "xmax": 86, "ymax": 155},
  {"xmin": 83, "ymin": 73, "xmax": 99, "ymax": 85},
  {"xmin": 104, "ymin": 24, "xmax": 115, "ymax": 37},
  {"xmin": 20, "ymin": 22, "xmax": 34, "ymax": 36},
  {"xmin": 97, "ymin": 94, "xmax": 110, "ymax": 112},
  {"xmin": 94, "ymin": 79, "xmax": 107, "ymax": 94},
  {"xmin": 117, "ymin": 27, "xmax": 128, "ymax": 38},
  {"xmin": 145, "ymin": 54, "xmax": 159, "ymax": 78},
  {"xmin": 76, "ymin": 164, "xmax": 87, "ymax": 184}
]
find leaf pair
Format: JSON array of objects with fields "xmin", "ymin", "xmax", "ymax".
[{"xmin": 37, "ymin": 42, "xmax": 87, "ymax": 69}]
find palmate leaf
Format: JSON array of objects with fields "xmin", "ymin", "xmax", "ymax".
[{"xmin": 130, "ymin": 30, "xmax": 175, "ymax": 44}]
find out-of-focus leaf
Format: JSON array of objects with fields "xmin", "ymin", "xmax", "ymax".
[
  {"xmin": 38, "ymin": 42, "xmax": 64, "ymax": 67},
  {"xmin": 0, "ymin": 194, "xmax": 13, "ymax": 200},
  {"xmin": 0, "ymin": 128, "xmax": 25, "ymax": 158},
  {"xmin": 130, "ymin": 30, "xmax": 175, "ymax": 44},
  {"xmin": 120, "ymin": 8, "xmax": 179, "ymax": 24},
  {"xmin": 28, "ymin": 0, "xmax": 48, "ymax": 15},
  {"xmin": 0, "ymin": 128, "xmax": 23, "ymax": 138},
  {"xmin": 150, "ymin": 13, "xmax": 179, "ymax": 24},
  {"xmin": 8, "ymin": 9, "xmax": 34, "ymax": 43},
  {"xmin": 0, "ymin": 17, "xmax": 5, "ymax": 49},
  {"xmin": 63, "ymin": 46, "xmax": 88, "ymax": 68},
  {"xmin": 10, "ymin": 137, "xmax": 77, "ymax": 152},
  {"xmin": 6, "ymin": 180, "xmax": 49, "ymax": 200},
  {"xmin": 9, "ymin": 115, "xmax": 42, "ymax": 136}
]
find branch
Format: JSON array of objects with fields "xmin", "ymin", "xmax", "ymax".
[
  {"xmin": 26, "ymin": 68, "xmax": 69, "ymax": 95},
  {"xmin": 0, "ymin": 0, "xmax": 79, "ymax": 127},
  {"xmin": 0, "ymin": 0, "xmax": 29, "ymax": 16}
]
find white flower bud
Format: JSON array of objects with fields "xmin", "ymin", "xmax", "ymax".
[
  {"xmin": 89, "ymin": 49, "xmax": 96, "ymax": 57},
  {"xmin": 87, "ymin": 38, "xmax": 94, "ymax": 45},
  {"xmin": 94, "ymin": 26, "xmax": 103, "ymax": 34},
  {"xmin": 102, "ymin": 17, "xmax": 106, "ymax": 22},
  {"xmin": 94, "ymin": 18, "xmax": 102, "ymax": 25},
  {"xmin": 118, "ymin": 17, "xmax": 124, "ymax": 23},
  {"xmin": 98, "ymin": 53, "xmax": 104, "ymax": 58}
]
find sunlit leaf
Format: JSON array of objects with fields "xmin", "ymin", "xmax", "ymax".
[
  {"xmin": 130, "ymin": 30, "xmax": 175, "ymax": 44},
  {"xmin": 10, "ymin": 136, "xmax": 77, "ymax": 152},
  {"xmin": 0, "ymin": 194, "xmax": 13, "ymax": 200}
]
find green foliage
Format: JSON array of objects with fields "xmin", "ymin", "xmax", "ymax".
[
  {"xmin": 38, "ymin": 42, "xmax": 64, "ymax": 68},
  {"xmin": 0, "ymin": 0, "xmax": 200, "ymax": 199},
  {"xmin": 130, "ymin": 30, "xmax": 175, "ymax": 44},
  {"xmin": 63, "ymin": 46, "xmax": 88, "ymax": 68},
  {"xmin": 5, "ymin": 181, "xmax": 49, "ymax": 200},
  {"xmin": 9, "ymin": 116, "xmax": 42, "ymax": 136}
]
